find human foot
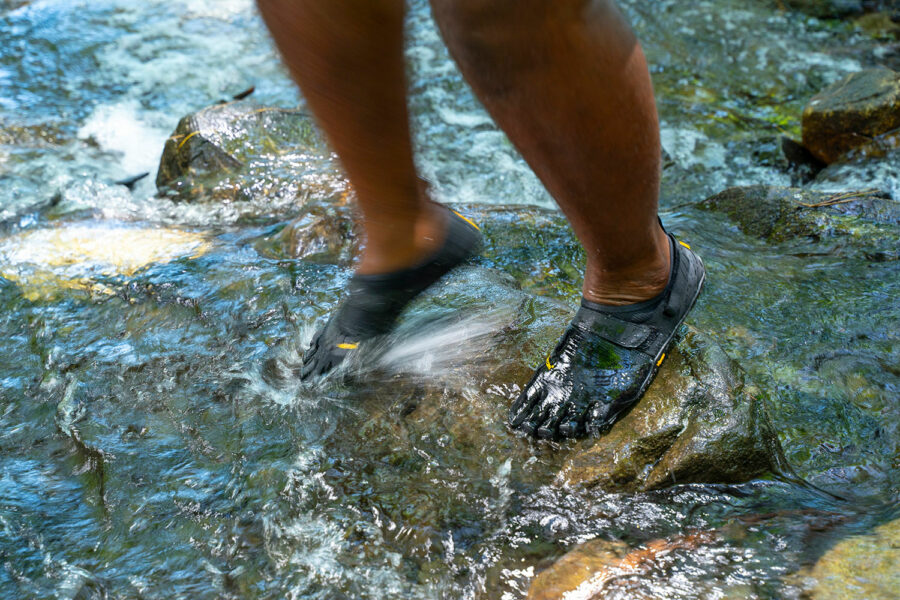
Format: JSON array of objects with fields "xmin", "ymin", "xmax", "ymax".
[
  {"xmin": 299, "ymin": 207, "xmax": 483, "ymax": 380},
  {"xmin": 509, "ymin": 233, "xmax": 705, "ymax": 439}
]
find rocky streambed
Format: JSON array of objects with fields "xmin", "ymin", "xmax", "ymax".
[{"xmin": 2, "ymin": 0, "xmax": 899, "ymax": 599}]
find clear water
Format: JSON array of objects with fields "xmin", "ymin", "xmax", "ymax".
[{"xmin": 1, "ymin": 0, "xmax": 898, "ymax": 598}]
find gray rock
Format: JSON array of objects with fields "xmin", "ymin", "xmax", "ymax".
[
  {"xmin": 781, "ymin": 0, "xmax": 864, "ymax": 19},
  {"xmin": 700, "ymin": 185, "xmax": 900, "ymax": 261}
]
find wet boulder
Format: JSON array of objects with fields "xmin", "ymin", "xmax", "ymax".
[
  {"xmin": 780, "ymin": 0, "xmax": 864, "ymax": 18},
  {"xmin": 560, "ymin": 328, "xmax": 783, "ymax": 492},
  {"xmin": 700, "ymin": 185, "xmax": 900, "ymax": 261},
  {"xmin": 274, "ymin": 198, "xmax": 785, "ymax": 495},
  {"xmin": 274, "ymin": 199, "xmax": 785, "ymax": 496},
  {"xmin": 156, "ymin": 101, "xmax": 342, "ymax": 202},
  {"xmin": 801, "ymin": 67, "xmax": 900, "ymax": 164},
  {"xmin": 790, "ymin": 518, "xmax": 900, "ymax": 599}
]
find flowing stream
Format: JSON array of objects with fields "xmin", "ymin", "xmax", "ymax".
[{"xmin": 1, "ymin": 0, "xmax": 898, "ymax": 598}]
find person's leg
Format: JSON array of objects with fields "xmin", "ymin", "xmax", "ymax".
[
  {"xmin": 430, "ymin": 0, "xmax": 704, "ymax": 438},
  {"xmin": 257, "ymin": 0, "xmax": 482, "ymax": 378},
  {"xmin": 430, "ymin": 0, "xmax": 669, "ymax": 305},
  {"xmin": 257, "ymin": 0, "xmax": 443, "ymax": 275}
]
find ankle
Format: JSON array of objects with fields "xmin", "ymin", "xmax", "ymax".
[
  {"xmin": 582, "ymin": 228, "xmax": 671, "ymax": 306},
  {"xmin": 356, "ymin": 202, "xmax": 448, "ymax": 274}
]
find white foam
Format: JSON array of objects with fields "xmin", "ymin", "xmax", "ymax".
[{"xmin": 78, "ymin": 101, "xmax": 170, "ymax": 177}]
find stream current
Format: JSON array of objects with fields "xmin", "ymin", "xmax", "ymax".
[{"xmin": 1, "ymin": 0, "xmax": 899, "ymax": 598}]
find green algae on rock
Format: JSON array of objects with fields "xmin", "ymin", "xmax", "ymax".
[
  {"xmin": 802, "ymin": 67, "xmax": 900, "ymax": 164},
  {"xmin": 560, "ymin": 328, "xmax": 783, "ymax": 492},
  {"xmin": 700, "ymin": 185, "xmax": 900, "ymax": 261}
]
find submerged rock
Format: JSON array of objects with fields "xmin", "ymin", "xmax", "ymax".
[
  {"xmin": 276, "ymin": 190, "xmax": 359, "ymax": 265},
  {"xmin": 791, "ymin": 518, "xmax": 900, "ymax": 600},
  {"xmin": 700, "ymin": 185, "xmax": 900, "ymax": 261},
  {"xmin": 156, "ymin": 101, "xmax": 341, "ymax": 202},
  {"xmin": 781, "ymin": 0, "xmax": 864, "ymax": 18},
  {"xmin": 0, "ymin": 223, "xmax": 209, "ymax": 300},
  {"xmin": 560, "ymin": 328, "xmax": 783, "ymax": 492},
  {"xmin": 802, "ymin": 67, "xmax": 900, "ymax": 164},
  {"xmin": 527, "ymin": 531, "xmax": 722, "ymax": 600}
]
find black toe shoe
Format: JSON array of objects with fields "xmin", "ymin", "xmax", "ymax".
[
  {"xmin": 300, "ymin": 207, "xmax": 482, "ymax": 381},
  {"xmin": 509, "ymin": 233, "xmax": 705, "ymax": 439}
]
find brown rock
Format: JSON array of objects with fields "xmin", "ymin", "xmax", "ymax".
[
  {"xmin": 802, "ymin": 67, "xmax": 900, "ymax": 164},
  {"xmin": 560, "ymin": 328, "xmax": 783, "ymax": 492},
  {"xmin": 527, "ymin": 532, "xmax": 720, "ymax": 600},
  {"xmin": 281, "ymin": 190, "xmax": 359, "ymax": 264},
  {"xmin": 791, "ymin": 518, "xmax": 900, "ymax": 600}
]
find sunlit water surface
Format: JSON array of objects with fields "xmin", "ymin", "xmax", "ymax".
[{"xmin": 1, "ymin": 0, "xmax": 898, "ymax": 598}]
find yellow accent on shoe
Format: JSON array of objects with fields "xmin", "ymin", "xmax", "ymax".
[
  {"xmin": 656, "ymin": 353, "xmax": 666, "ymax": 367},
  {"xmin": 679, "ymin": 240, "xmax": 691, "ymax": 249},
  {"xmin": 546, "ymin": 356, "xmax": 555, "ymax": 370},
  {"xmin": 337, "ymin": 342, "xmax": 359, "ymax": 350},
  {"xmin": 452, "ymin": 210, "xmax": 480, "ymax": 231}
]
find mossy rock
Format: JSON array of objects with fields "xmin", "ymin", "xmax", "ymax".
[
  {"xmin": 156, "ymin": 101, "xmax": 341, "ymax": 202},
  {"xmin": 802, "ymin": 67, "xmax": 900, "ymax": 164},
  {"xmin": 559, "ymin": 328, "xmax": 783, "ymax": 492},
  {"xmin": 780, "ymin": 0, "xmax": 864, "ymax": 18},
  {"xmin": 700, "ymin": 185, "xmax": 900, "ymax": 261},
  {"xmin": 790, "ymin": 518, "xmax": 900, "ymax": 599}
]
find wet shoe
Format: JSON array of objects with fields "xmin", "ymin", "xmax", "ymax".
[
  {"xmin": 509, "ymin": 232, "xmax": 705, "ymax": 439},
  {"xmin": 300, "ymin": 207, "xmax": 483, "ymax": 380}
]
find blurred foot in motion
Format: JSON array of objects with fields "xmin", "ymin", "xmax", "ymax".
[
  {"xmin": 299, "ymin": 206, "xmax": 482, "ymax": 379},
  {"xmin": 256, "ymin": 0, "xmax": 703, "ymax": 435}
]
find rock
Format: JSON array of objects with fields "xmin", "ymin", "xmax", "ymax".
[
  {"xmin": 560, "ymin": 328, "xmax": 783, "ymax": 492},
  {"xmin": 781, "ymin": 136, "xmax": 826, "ymax": 182},
  {"xmin": 791, "ymin": 518, "xmax": 900, "ymax": 600},
  {"xmin": 854, "ymin": 11, "xmax": 900, "ymax": 41},
  {"xmin": 802, "ymin": 67, "xmax": 900, "ymax": 164},
  {"xmin": 527, "ymin": 531, "xmax": 721, "ymax": 600},
  {"xmin": 781, "ymin": 0, "xmax": 864, "ymax": 19},
  {"xmin": 277, "ymin": 199, "xmax": 586, "ymax": 298},
  {"xmin": 272, "ymin": 190, "xmax": 359, "ymax": 265},
  {"xmin": 700, "ymin": 185, "xmax": 900, "ymax": 261},
  {"xmin": 0, "ymin": 0, "xmax": 31, "ymax": 11},
  {"xmin": 156, "ymin": 101, "xmax": 341, "ymax": 202},
  {"xmin": 273, "ymin": 197, "xmax": 785, "ymax": 495},
  {"xmin": 0, "ymin": 222, "xmax": 209, "ymax": 300}
]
